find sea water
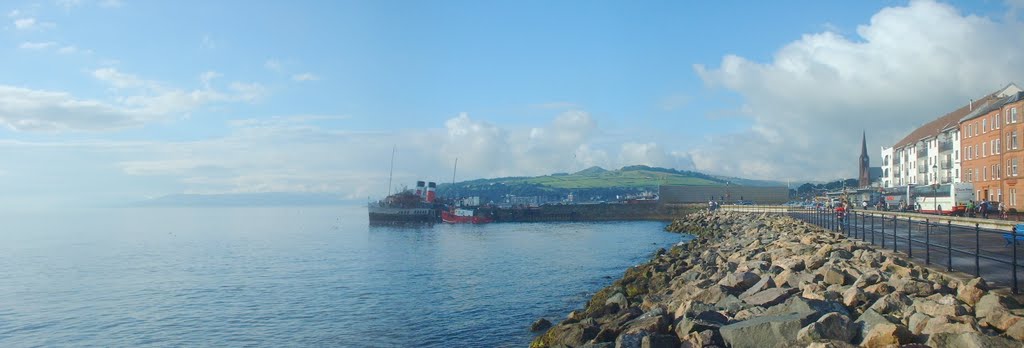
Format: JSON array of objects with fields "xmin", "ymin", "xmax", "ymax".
[{"xmin": 0, "ymin": 205, "xmax": 688, "ymax": 347}]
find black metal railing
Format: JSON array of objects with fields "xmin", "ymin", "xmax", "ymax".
[
  {"xmin": 715, "ymin": 206, "xmax": 1022, "ymax": 294},
  {"xmin": 798, "ymin": 208, "xmax": 1020, "ymax": 294}
]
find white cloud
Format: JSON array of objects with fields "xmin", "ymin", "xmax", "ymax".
[
  {"xmin": 0, "ymin": 68, "xmax": 269, "ymax": 132},
  {"xmin": 618, "ymin": 142, "xmax": 695, "ymax": 170},
  {"xmin": 0, "ymin": 85, "xmax": 143, "ymax": 131},
  {"xmin": 200, "ymin": 71, "xmax": 221, "ymax": 89},
  {"xmin": 691, "ymin": 0, "xmax": 1024, "ymax": 181},
  {"xmin": 229, "ymin": 82, "xmax": 267, "ymax": 101},
  {"xmin": 8, "ymin": 10, "xmax": 21, "ymax": 18},
  {"xmin": 201, "ymin": 35, "xmax": 216, "ymax": 49},
  {"xmin": 93, "ymin": 67, "xmax": 151, "ymax": 89},
  {"xmin": 58, "ymin": 45, "xmax": 80, "ymax": 54},
  {"xmin": 19, "ymin": 41, "xmax": 57, "ymax": 50},
  {"xmin": 13, "ymin": 17, "xmax": 54, "ymax": 30},
  {"xmin": 56, "ymin": 0, "xmax": 82, "ymax": 10},
  {"xmin": 264, "ymin": 59, "xmax": 282, "ymax": 72},
  {"xmin": 291, "ymin": 73, "xmax": 320, "ymax": 81}
]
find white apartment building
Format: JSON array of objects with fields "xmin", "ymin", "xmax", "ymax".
[{"xmin": 881, "ymin": 84, "xmax": 1022, "ymax": 189}]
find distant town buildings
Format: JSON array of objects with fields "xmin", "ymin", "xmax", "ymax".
[{"xmin": 879, "ymin": 83, "xmax": 1024, "ymax": 208}]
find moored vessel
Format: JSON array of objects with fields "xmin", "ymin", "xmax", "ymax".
[
  {"xmin": 441, "ymin": 207, "xmax": 493, "ymax": 224},
  {"xmin": 368, "ymin": 181, "xmax": 442, "ymax": 224}
]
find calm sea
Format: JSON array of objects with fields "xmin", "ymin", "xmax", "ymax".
[{"xmin": 0, "ymin": 205, "xmax": 688, "ymax": 347}]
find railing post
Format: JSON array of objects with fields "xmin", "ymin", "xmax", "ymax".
[
  {"xmin": 893, "ymin": 215, "xmax": 898, "ymax": 253},
  {"xmin": 881, "ymin": 213, "xmax": 886, "ymax": 248},
  {"xmin": 947, "ymin": 221, "xmax": 953, "ymax": 272},
  {"xmin": 925, "ymin": 219, "xmax": 931, "ymax": 265},
  {"xmin": 1014, "ymin": 234, "xmax": 1019, "ymax": 295},
  {"xmin": 975, "ymin": 223, "xmax": 981, "ymax": 277},
  {"xmin": 907, "ymin": 217, "xmax": 913, "ymax": 258},
  {"xmin": 871, "ymin": 213, "xmax": 875, "ymax": 244}
]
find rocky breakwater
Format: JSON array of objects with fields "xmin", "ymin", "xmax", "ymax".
[{"xmin": 530, "ymin": 211, "xmax": 1024, "ymax": 348}]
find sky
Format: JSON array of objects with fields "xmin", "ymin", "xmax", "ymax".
[{"xmin": 3, "ymin": 0, "xmax": 1024, "ymax": 207}]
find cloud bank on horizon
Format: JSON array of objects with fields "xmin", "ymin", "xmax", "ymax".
[{"xmin": 1, "ymin": 0, "xmax": 1023, "ymax": 206}]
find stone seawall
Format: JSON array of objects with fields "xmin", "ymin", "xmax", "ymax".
[
  {"xmin": 530, "ymin": 211, "xmax": 1024, "ymax": 348},
  {"xmin": 483, "ymin": 203, "xmax": 697, "ymax": 222}
]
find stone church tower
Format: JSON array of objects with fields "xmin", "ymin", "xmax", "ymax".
[{"xmin": 858, "ymin": 131, "xmax": 870, "ymax": 188}]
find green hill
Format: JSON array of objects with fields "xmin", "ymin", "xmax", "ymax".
[{"xmin": 436, "ymin": 165, "xmax": 738, "ymax": 203}]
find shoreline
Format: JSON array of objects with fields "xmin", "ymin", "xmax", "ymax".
[{"xmin": 530, "ymin": 211, "xmax": 1024, "ymax": 348}]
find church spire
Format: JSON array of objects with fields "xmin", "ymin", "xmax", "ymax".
[
  {"xmin": 859, "ymin": 131, "xmax": 870, "ymax": 188},
  {"xmin": 861, "ymin": 131, "xmax": 867, "ymax": 158}
]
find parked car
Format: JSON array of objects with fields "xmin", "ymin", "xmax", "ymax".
[{"xmin": 736, "ymin": 200, "xmax": 755, "ymax": 205}]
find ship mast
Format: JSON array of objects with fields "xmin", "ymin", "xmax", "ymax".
[{"xmin": 387, "ymin": 145, "xmax": 396, "ymax": 197}]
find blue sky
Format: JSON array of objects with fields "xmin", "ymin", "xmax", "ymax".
[{"xmin": 2, "ymin": 0, "xmax": 1024, "ymax": 207}]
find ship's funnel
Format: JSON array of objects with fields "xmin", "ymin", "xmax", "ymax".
[
  {"xmin": 415, "ymin": 181, "xmax": 425, "ymax": 198},
  {"xmin": 426, "ymin": 182, "xmax": 437, "ymax": 203}
]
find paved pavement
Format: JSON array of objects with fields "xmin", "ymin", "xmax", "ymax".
[{"xmin": 788, "ymin": 209, "xmax": 1023, "ymax": 294}]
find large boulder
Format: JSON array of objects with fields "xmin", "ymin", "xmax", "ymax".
[
  {"xmin": 718, "ymin": 312, "xmax": 806, "ymax": 348},
  {"xmin": 913, "ymin": 298, "xmax": 968, "ymax": 318},
  {"xmin": 677, "ymin": 330, "xmax": 716, "ymax": 348},
  {"xmin": 531, "ymin": 319, "xmax": 600, "ymax": 348},
  {"xmin": 531, "ymin": 318, "xmax": 553, "ymax": 332},
  {"xmin": 956, "ymin": 277, "xmax": 987, "ymax": 306},
  {"xmin": 796, "ymin": 312, "xmax": 853, "ymax": 343},
  {"xmin": 742, "ymin": 287, "xmax": 795, "ymax": 307},
  {"xmin": 639, "ymin": 334, "xmax": 679, "ymax": 348},
  {"xmin": 853, "ymin": 309, "xmax": 894, "ymax": 343},
  {"xmin": 921, "ymin": 315, "xmax": 980, "ymax": 335},
  {"xmin": 888, "ymin": 276, "xmax": 934, "ymax": 297},
  {"xmin": 868, "ymin": 292, "xmax": 912, "ymax": 316},
  {"xmin": 739, "ymin": 276, "xmax": 776, "ymax": 299},
  {"xmin": 606, "ymin": 293, "xmax": 629, "ymax": 309},
  {"xmin": 718, "ymin": 271, "xmax": 761, "ymax": 293},
  {"xmin": 859, "ymin": 322, "xmax": 911, "ymax": 348},
  {"xmin": 674, "ymin": 310, "xmax": 728, "ymax": 336},
  {"xmin": 925, "ymin": 332, "xmax": 1021, "ymax": 348}
]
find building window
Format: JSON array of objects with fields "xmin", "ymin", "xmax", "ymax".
[
  {"xmin": 968, "ymin": 168, "xmax": 973, "ymax": 182},
  {"xmin": 996, "ymin": 139, "xmax": 1001, "ymax": 154},
  {"xmin": 976, "ymin": 144, "xmax": 979, "ymax": 158},
  {"xmin": 984, "ymin": 166, "xmax": 988, "ymax": 181},
  {"xmin": 997, "ymin": 164, "xmax": 1002, "ymax": 179},
  {"xmin": 997, "ymin": 114, "xmax": 1001, "ymax": 128},
  {"xmin": 983, "ymin": 143, "xmax": 988, "ymax": 157},
  {"xmin": 1014, "ymin": 107, "xmax": 1019, "ymax": 123},
  {"xmin": 1015, "ymin": 131, "xmax": 1020, "ymax": 149},
  {"xmin": 956, "ymin": 168, "xmax": 959, "ymax": 178},
  {"xmin": 983, "ymin": 119, "xmax": 987, "ymax": 132},
  {"xmin": 1012, "ymin": 188, "xmax": 1017, "ymax": 207},
  {"xmin": 1014, "ymin": 158, "xmax": 1020, "ymax": 176}
]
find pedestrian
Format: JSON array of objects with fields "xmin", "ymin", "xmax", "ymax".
[
  {"xmin": 967, "ymin": 200, "xmax": 975, "ymax": 217},
  {"xmin": 1000, "ymin": 203, "xmax": 1007, "ymax": 219},
  {"xmin": 981, "ymin": 200, "xmax": 989, "ymax": 219}
]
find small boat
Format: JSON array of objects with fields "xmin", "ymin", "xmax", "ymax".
[{"xmin": 442, "ymin": 207, "xmax": 493, "ymax": 224}]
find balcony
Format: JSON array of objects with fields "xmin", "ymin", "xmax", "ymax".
[
  {"xmin": 917, "ymin": 149, "xmax": 928, "ymax": 159},
  {"xmin": 939, "ymin": 141, "xmax": 954, "ymax": 152},
  {"xmin": 893, "ymin": 172, "xmax": 901, "ymax": 178},
  {"xmin": 940, "ymin": 159, "xmax": 952, "ymax": 169},
  {"xmin": 918, "ymin": 167, "xmax": 928, "ymax": 174}
]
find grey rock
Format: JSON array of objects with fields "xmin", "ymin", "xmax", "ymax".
[
  {"xmin": 718, "ymin": 271, "xmax": 761, "ymax": 293},
  {"xmin": 868, "ymin": 291, "xmax": 912, "ymax": 316},
  {"xmin": 796, "ymin": 312, "xmax": 853, "ymax": 343},
  {"xmin": 925, "ymin": 332, "xmax": 1021, "ymax": 348},
  {"xmin": 607, "ymin": 293, "xmax": 629, "ymax": 309},
  {"xmin": 531, "ymin": 318, "xmax": 553, "ymax": 332},
  {"xmin": 719, "ymin": 312, "xmax": 806, "ymax": 348},
  {"xmin": 739, "ymin": 275, "xmax": 776, "ymax": 299},
  {"xmin": 640, "ymin": 334, "xmax": 679, "ymax": 348},
  {"xmin": 742, "ymin": 287, "xmax": 795, "ymax": 307},
  {"xmin": 853, "ymin": 309, "xmax": 894, "ymax": 343}
]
